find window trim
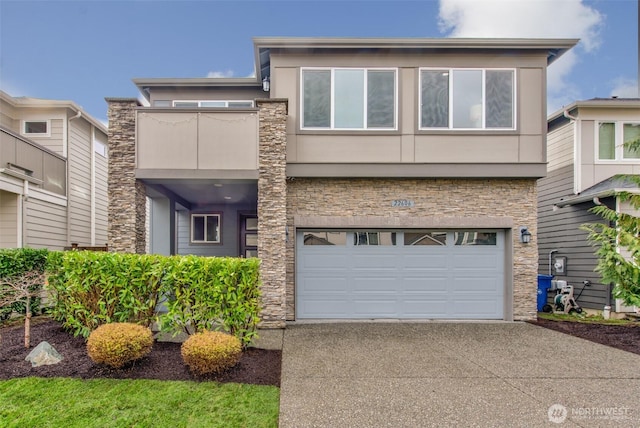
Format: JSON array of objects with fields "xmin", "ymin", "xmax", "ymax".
[
  {"xmin": 418, "ymin": 67, "xmax": 517, "ymax": 131},
  {"xmin": 22, "ymin": 120, "xmax": 51, "ymax": 137},
  {"xmin": 173, "ymin": 100, "xmax": 254, "ymax": 108},
  {"xmin": 595, "ymin": 120, "xmax": 640, "ymax": 162},
  {"xmin": 300, "ymin": 67, "xmax": 398, "ymax": 131},
  {"xmin": 94, "ymin": 140, "xmax": 107, "ymax": 157},
  {"xmin": 190, "ymin": 213, "xmax": 222, "ymax": 244}
]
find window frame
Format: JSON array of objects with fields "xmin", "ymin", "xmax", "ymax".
[
  {"xmin": 596, "ymin": 121, "xmax": 640, "ymax": 162},
  {"xmin": 300, "ymin": 67, "xmax": 398, "ymax": 131},
  {"xmin": 418, "ymin": 68, "xmax": 517, "ymax": 131},
  {"xmin": 22, "ymin": 120, "xmax": 51, "ymax": 137},
  {"xmin": 190, "ymin": 213, "xmax": 222, "ymax": 244},
  {"xmin": 173, "ymin": 100, "xmax": 254, "ymax": 108}
]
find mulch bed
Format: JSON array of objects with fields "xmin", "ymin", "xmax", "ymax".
[
  {"xmin": 529, "ymin": 317, "xmax": 640, "ymax": 355},
  {"xmin": 0, "ymin": 318, "xmax": 281, "ymax": 386}
]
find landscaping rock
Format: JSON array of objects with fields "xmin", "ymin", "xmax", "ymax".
[{"xmin": 25, "ymin": 341, "xmax": 63, "ymax": 367}]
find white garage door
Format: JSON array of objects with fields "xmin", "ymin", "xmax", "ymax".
[{"xmin": 296, "ymin": 230, "xmax": 505, "ymax": 319}]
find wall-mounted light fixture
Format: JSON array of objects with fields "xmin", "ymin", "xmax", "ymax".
[
  {"xmin": 519, "ymin": 226, "xmax": 532, "ymax": 244},
  {"xmin": 262, "ymin": 76, "xmax": 270, "ymax": 92}
]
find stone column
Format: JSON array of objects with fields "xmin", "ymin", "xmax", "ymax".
[
  {"xmin": 106, "ymin": 98, "xmax": 146, "ymax": 254},
  {"xmin": 256, "ymin": 99, "xmax": 288, "ymax": 328}
]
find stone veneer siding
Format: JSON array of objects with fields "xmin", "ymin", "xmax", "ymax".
[
  {"xmin": 257, "ymin": 100, "xmax": 288, "ymax": 327},
  {"xmin": 106, "ymin": 98, "xmax": 146, "ymax": 254},
  {"xmin": 286, "ymin": 178, "xmax": 539, "ymax": 321}
]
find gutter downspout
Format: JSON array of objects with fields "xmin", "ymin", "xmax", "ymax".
[
  {"xmin": 548, "ymin": 249, "xmax": 558, "ymax": 276},
  {"xmin": 66, "ymin": 110, "xmax": 82, "ymax": 246},
  {"xmin": 563, "ymin": 109, "xmax": 580, "ymax": 194}
]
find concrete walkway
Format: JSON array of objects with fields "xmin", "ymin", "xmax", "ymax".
[{"xmin": 278, "ymin": 322, "xmax": 640, "ymax": 427}]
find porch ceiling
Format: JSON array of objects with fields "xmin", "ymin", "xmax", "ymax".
[{"xmin": 143, "ymin": 179, "xmax": 257, "ymax": 208}]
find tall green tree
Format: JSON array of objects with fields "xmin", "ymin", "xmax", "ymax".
[{"xmin": 582, "ymin": 129, "xmax": 640, "ymax": 308}]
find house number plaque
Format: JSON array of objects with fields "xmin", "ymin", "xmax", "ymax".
[{"xmin": 391, "ymin": 199, "xmax": 415, "ymax": 207}]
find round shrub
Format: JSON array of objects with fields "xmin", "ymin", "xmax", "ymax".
[
  {"xmin": 87, "ymin": 323, "xmax": 153, "ymax": 368},
  {"xmin": 181, "ymin": 331, "xmax": 242, "ymax": 375}
]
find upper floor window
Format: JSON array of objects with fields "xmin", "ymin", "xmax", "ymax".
[
  {"xmin": 598, "ymin": 122, "xmax": 640, "ymax": 161},
  {"xmin": 94, "ymin": 140, "xmax": 107, "ymax": 157},
  {"xmin": 420, "ymin": 69, "xmax": 515, "ymax": 130},
  {"xmin": 173, "ymin": 100, "xmax": 253, "ymax": 108},
  {"xmin": 22, "ymin": 120, "xmax": 50, "ymax": 136},
  {"xmin": 301, "ymin": 68, "xmax": 397, "ymax": 130}
]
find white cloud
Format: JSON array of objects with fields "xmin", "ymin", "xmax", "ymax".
[
  {"xmin": 206, "ymin": 70, "xmax": 235, "ymax": 78},
  {"xmin": 610, "ymin": 77, "xmax": 639, "ymax": 98},
  {"xmin": 438, "ymin": 0, "xmax": 605, "ymax": 112}
]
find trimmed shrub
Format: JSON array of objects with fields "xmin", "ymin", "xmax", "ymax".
[
  {"xmin": 181, "ymin": 331, "xmax": 242, "ymax": 375},
  {"xmin": 47, "ymin": 251, "xmax": 166, "ymax": 337},
  {"xmin": 87, "ymin": 323, "xmax": 153, "ymax": 368},
  {"xmin": 159, "ymin": 256, "xmax": 261, "ymax": 347}
]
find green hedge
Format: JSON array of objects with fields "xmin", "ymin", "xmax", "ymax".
[
  {"xmin": 47, "ymin": 252, "xmax": 166, "ymax": 338},
  {"xmin": 0, "ymin": 248, "xmax": 49, "ymax": 321},
  {"xmin": 158, "ymin": 255, "xmax": 261, "ymax": 347},
  {"xmin": 47, "ymin": 252, "xmax": 262, "ymax": 345}
]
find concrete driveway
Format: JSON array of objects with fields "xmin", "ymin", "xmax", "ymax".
[{"xmin": 278, "ymin": 322, "xmax": 640, "ymax": 427}]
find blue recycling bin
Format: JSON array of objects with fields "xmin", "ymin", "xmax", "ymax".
[{"xmin": 537, "ymin": 274, "xmax": 553, "ymax": 311}]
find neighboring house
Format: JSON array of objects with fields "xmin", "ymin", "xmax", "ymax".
[
  {"xmin": 539, "ymin": 98, "xmax": 640, "ymax": 313},
  {"xmin": 106, "ymin": 37, "xmax": 577, "ymax": 326},
  {"xmin": 0, "ymin": 91, "xmax": 108, "ymax": 250}
]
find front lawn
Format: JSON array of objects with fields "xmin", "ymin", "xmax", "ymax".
[{"xmin": 0, "ymin": 377, "xmax": 279, "ymax": 428}]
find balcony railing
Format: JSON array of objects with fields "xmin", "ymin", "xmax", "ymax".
[
  {"xmin": 136, "ymin": 109, "xmax": 259, "ymax": 173},
  {"xmin": 0, "ymin": 126, "xmax": 66, "ymax": 195}
]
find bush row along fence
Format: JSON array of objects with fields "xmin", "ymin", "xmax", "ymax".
[{"xmin": 1, "ymin": 249, "xmax": 261, "ymax": 347}]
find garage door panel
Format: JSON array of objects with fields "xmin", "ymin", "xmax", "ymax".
[
  {"xmin": 297, "ymin": 230, "xmax": 505, "ymax": 319},
  {"xmin": 402, "ymin": 254, "xmax": 448, "ymax": 269},
  {"xmin": 353, "ymin": 277, "xmax": 401, "ymax": 292},
  {"xmin": 299, "ymin": 254, "xmax": 350, "ymax": 269},
  {"xmin": 301, "ymin": 277, "xmax": 349, "ymax": 293},
  {"xmin": 452, "ymin": 300, "xmax": 501, "ymax": 317},
  {"xmin": 453, "ymin": 254, "xmax": 501, "ymax": 269},
  {"xmin": 452, "ymin": 278, "xmax": 502, "ymax": 293},
  {"xmin": 300, "ymin": 300, "xmax": 351, "ymax": 317},
  {"xmin": 402, "ymin": 299, "xmax": 449, "ymax": 315},
  {"xmin": 403, "ymin": 277, "xmax": 449, "ymax": 292},
  {"xmin": 352, "ymin": 254, "xmax": 401, "ymax": 268},
  {"xmin": 353, "ymin": 300, "xmax": 398, "ymax": 316}
]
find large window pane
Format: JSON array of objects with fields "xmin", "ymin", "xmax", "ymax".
[
  {"xmin": 404, "ymin": 232, "xmax": 446, "ymax": 246},
  {"xmin": 486, "ymin": 70, "xmax": 513, "ymax": 128},
  {"xmin": 452, "ymin": 70, "xmax": 483, "ymax": 129},
  {"xmin": 303, "ymin": 231, "xmax": 347, "ymax": 245},
  {"xmin": 367, "ymin": 70, "xmax": 395, "ymax": 128},
  {"xmin": 421, "ymin": 70, "xmax": 449, "ymax": 128},
  {"xmin": 454, "ymin": 231, "xmax": 496, "ymax": 246},
  {"xmin": 334, "ymin": 69, "xmax": 364, "ymax": 128},
  {"xmin": 623, "ymin": 123, "xmax": 640, "ymax": 159},
  {"xmin": 206, "ymin": 215, "xmax": 219, "ymax": 242},
  {"xmin": 598, "ymin": 122, "xmax": 615, "ymax": 160},
  {"xmin": 303, "ymin": 70, "xmax": 331, "ymax": 127},
  {"xmin": 192, "ymin": 216, "xmax": 205, "ymax": 241},
  {"xmin": 354, "ymin": 232, "xmax": 396, "ymax": 246}
]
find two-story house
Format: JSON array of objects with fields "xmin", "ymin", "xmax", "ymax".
[
  {"xmin": 539, "ymin": 98, "xmax": 640, "ymax": 314},
  {"xmin": 107, "ymin": 37, "xmax": 577, "ymax": 326},
  {"xmin": 0, "ymin": 91, "xmax": 109, "ymax": 250}
]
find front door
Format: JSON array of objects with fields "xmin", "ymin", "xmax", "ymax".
[{"xmin": 239, "ymin": 214, "xmax": 258, "ymax": 258}]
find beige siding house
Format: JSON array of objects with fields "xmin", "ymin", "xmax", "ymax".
[
  {"xmin": 0, "ymin": 91, "xmax": 109, "ymax": 250},
  {"xmin": 538, "ymin": 98, "xmax": 640, "ymax": 313},
  {"xmin": 107, "ymin": 37, "xmax": 577, "ymax": 326}
]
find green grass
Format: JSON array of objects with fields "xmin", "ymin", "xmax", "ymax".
[
  {"xmin": 537, "ymin": 311, "xmax": 639, "ymax": 325},
  {"xmin": 0, "ymin": 377, "xmax": 279, "ymax": 428}
]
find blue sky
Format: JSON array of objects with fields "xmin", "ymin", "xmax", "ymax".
[{"xmin": 0, "ymin": 0, "xmax": 637, "ymax": 124}]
